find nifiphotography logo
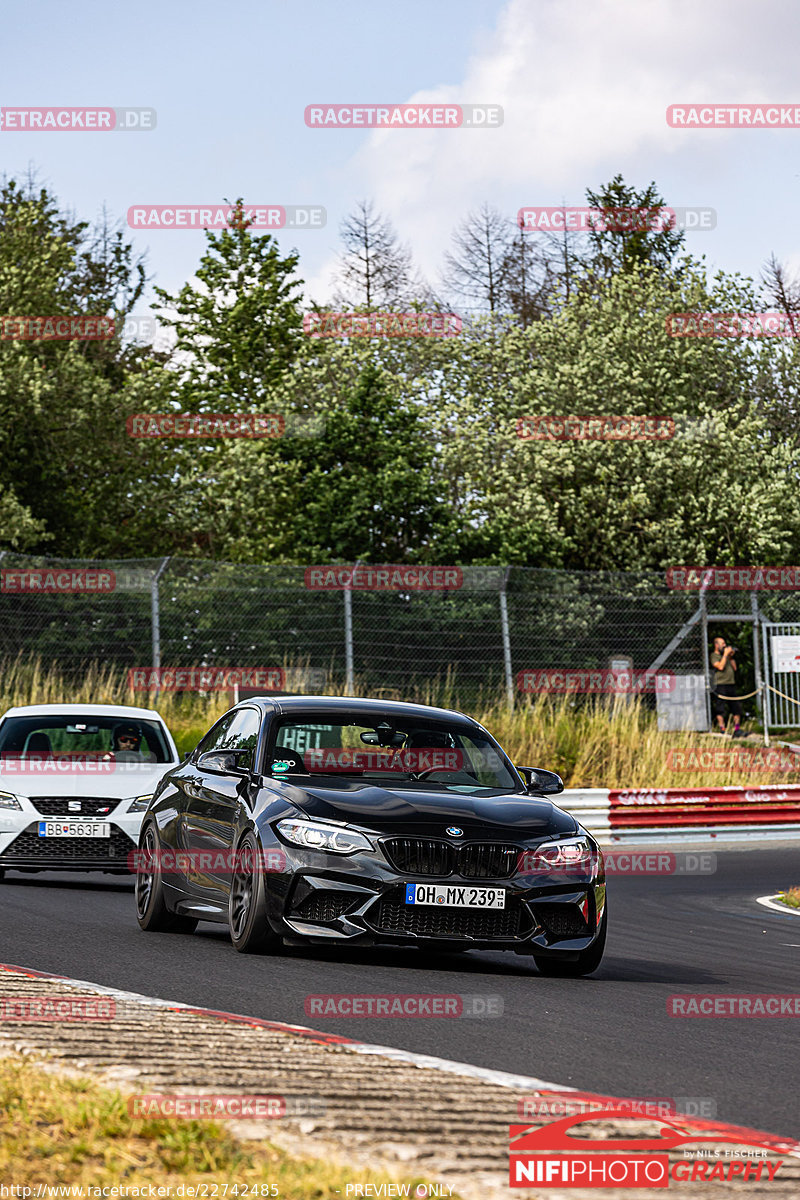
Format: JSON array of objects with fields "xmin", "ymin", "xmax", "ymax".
[{"xmin": 508, "ymin": 1108, "xmax": 796, "ymax": 1188}]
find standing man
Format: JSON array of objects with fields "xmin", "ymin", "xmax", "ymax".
[{"xmin": 710, "ymin": 637, "xmax": 744, "ymax": 737}]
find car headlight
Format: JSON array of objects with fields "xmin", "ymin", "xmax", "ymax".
[
  {"xmin": 520, "ymin": 836, "xmax": 598, "ymax": 877},
  {"xmin": 276, "ymin": 818, "xmax": 373, "ymax": 855},
  {"xmin": 127, "ymin": 794, "xmax": 154, "ymax": 813},
  {"xmin": 0, "ymin": 791, "xmax": 22, "ymax": 810}
]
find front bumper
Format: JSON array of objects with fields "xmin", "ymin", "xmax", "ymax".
[
  {"xmin": 264, "ymin": 840, "xmax": 606, "ymax": 953},
  {"xmin": 0, "ymin": 801, "xmax": 144, "ymax": 872}
]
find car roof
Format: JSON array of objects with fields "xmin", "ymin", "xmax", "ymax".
[
  {"xmin": 0, "ymin": 703, "xmax": 168, "ymax": 721},
  {"xmin": 240, "ymin": 694, "xmax": 479, "ymax": 726}
]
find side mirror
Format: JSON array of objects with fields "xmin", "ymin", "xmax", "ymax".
[
  {"xmin": 197, "ymin": 748, "xmax": 250, "ymax": 776},
  {"xmin": 518, "ymin": 766, "xmax": 564, "ymax": 795}
]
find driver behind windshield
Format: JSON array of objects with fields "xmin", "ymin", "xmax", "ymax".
[{"xmin": 108, "ymin": 723, "xmax": 155, "ymax": 763}]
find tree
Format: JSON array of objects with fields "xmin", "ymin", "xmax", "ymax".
[
  {"xmin": 429, "ymin": 261, "xmax": 800, "ymax": 568},
  {"xmin": 288, "ymin": 363, "xmax": 450, "ymax": 561},
  {"xmin": 582, "ymin": 174, "xmax": 685, "ymax": 279},
  {"xmin": 0, "ymin": 176, "xmax": 177, "ymax": 555},
  {"xmin": 153, "ymin": 200, "xmax": 305, "ymax": 406},
  {"xmin": 332, "ymin": 200, "xmax": 420, "ymax": 309},
  {"xmin": 753, "ymin": 253, "xmax": 800, "ymax": 448},
  {"xmin": 762, "ymin": 252, "xmax": 800, "ymax": 336},
  {"xmin": 441, "ymin": 203, "xmax": 511, "ymax": 314},
  {"xmin": 501, "ymin": 214, "xmax": 556, "ymax": 326}
]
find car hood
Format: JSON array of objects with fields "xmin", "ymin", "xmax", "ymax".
[
  {"xmin": 281, "ymin": 781, "xmax": 576, "ymax": 838},
  {"xmin": 0, "ymin": 763, "xmax": 174, "ymax": 800}
]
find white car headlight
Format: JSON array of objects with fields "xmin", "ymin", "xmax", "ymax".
[
  {"xmin": 126, "ymin": 794, "xmax": 155, "ymax": 813},
  {"xmin": 0, "ymin": 791, "xmax": 22, "ymax": 810},
  {"xmin": 276, "ymin": 818, "xmax": 372, "ymax": 855},
  {"xmin": 521, "ymin": 836, "xmax": 598, "ymax": 877}
]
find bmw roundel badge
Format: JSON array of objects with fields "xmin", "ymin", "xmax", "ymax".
[{"xmin": 446, "ymin": 826, "xmax": 463, "ymax": 837}]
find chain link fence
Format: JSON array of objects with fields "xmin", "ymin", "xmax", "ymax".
[{"xmin": 2, "ymin": 553, "xmax": 800, "ymax": 711}]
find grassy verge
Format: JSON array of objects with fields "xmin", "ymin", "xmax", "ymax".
[
  {"xmin": 776, "ymin": 887, "xmax": 800, "ymax": 909},
  {"xmin": 0, "ymin": 1054, "xmax": 452, "ymax": 1196},
  {"xmin": 2, "ymin": 656, "xmax": 799, "ymax": 789}
]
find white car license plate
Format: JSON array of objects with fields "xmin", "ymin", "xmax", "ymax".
[
  {"xmin": 38, "ymin": 821, "xmax": 111, "ymax": 838},
  {"xmin": 405, "ymin": 883, "xmax": 505, "ymax": 909}
]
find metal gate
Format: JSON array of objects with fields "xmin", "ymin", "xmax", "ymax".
[{"xmin": 762, "ymin": 622, "xmax": 800, "ymax": 731}]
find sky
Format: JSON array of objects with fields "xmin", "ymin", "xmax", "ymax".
[{"xmin": 3, "ymin": 0, "xmax": 800, "ymax": 317}]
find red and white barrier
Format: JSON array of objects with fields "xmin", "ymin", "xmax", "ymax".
[{"xmin": 559, "ymin": 785, "xmax": 800, "ymax": 843}]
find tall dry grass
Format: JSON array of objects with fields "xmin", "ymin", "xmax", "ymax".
[{"xmin": 0, "ymin": 657, "xmax": 796, "ymax": 788}]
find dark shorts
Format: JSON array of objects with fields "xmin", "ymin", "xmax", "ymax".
[{"xmin": 713, "ymin": 683, "xmax": 742, "ymax": 720}]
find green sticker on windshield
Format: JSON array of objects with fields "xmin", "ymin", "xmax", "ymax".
[{"xmin": 272, "ymin": 760, "xmax": 292, "ymax": 773}]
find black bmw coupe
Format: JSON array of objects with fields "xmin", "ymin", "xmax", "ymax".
[{"xmin": 135, "ymin": 696, "xmax": 607, "ymax": 975}]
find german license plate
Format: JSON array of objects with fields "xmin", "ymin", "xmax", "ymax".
[
  {"xmin": 405, "ymin": 883, "xmax": 505, "ymax": 909},
  {"xmin": 38, "ymin": 821, "xmax": 110, "ymax": 838}
]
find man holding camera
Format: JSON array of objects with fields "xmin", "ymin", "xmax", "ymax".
[{"xmin": 710, "ymin": 637, "xmax": 745, "ymax": 737}]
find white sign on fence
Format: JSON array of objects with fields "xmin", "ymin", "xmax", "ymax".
[
  {"xmin": 656, "ymin": 674, "xmax": 707, "ymax": 731},
  {"xmin": 771, "ymin": 635, "xmax": 800, "ymax": 673}
]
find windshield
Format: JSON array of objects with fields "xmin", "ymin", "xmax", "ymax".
[
  {"xmin": 269, "ymin": 713, "xmax": 521, "ymax": 794},
  {"xmin": 0, "ymin": 715, "xmax": 173, "ymax": 765}
]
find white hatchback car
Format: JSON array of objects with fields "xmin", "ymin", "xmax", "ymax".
[{"xmin": 0, "ymin": 703, "xmax": 179, "ymax": 877}]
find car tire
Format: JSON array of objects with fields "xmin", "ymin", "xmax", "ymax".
[
  {"xmin": 136, "ymin": 821, "xmax": 198, "ymax": 934},
  {"xmin": 229, "ymin": 831, "xmax": 280, "ymax": 954},
  {"xmin": 533, "ymin": 908, "xmax": 607, "ymax": 977}
]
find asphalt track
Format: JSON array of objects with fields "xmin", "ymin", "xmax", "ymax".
[{"xmin": 1, "ymin": 845, "xmax": 799, "ymax": 1140}]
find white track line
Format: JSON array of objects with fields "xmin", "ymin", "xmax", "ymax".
[{"xmin": 757, "ymin": 894, "xmax": 800, "ymax": 916}]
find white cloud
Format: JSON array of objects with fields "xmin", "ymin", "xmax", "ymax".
[{"xmin": 331, "ymin": 0, "xmax": 800, "ymax": 289}]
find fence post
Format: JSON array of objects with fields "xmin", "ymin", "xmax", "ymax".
[
  {"xmin": 700, "ymin": 589, "xmax": 711, "ymax": 730},
  {"xmin": 344, "ymin": 587, "xmax": 354, "ymax": 695},
  {"xmin": 761, "ymin": 619, "xmax": 771, "ymax": 748},
  {"xmin": 750, "ymin": 590, "xmax": 767, "ymax": 744},
  {"xmin": 151, "ymin": 557, "xmax": 170, "ymax": 702},
  {"xmin": 500, "ymin": 567, "xmax": 514, "ymax": 710}
]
